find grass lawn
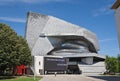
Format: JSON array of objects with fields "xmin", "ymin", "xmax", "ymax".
[{"xmin": 0, "ymin": 76, "xmax": 41, "ymax": 81}]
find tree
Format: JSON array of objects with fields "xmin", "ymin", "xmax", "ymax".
[
  {"xmin": 117, "ymin": 54, "xmax": 120, "ymax": 73},
  {"xmin": 17, "ymin": 36, "xmax": 32, "ymax": 66},
  {"xmin": 105, "ymin": 55, "xmax": 118, "ymax": 74},
  {"xmin": 0, "ymin": 23, "xmax": 32, "ymax": 75}
]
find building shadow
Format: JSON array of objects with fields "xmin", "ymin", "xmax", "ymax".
[{"xmin": 90, "ymin": 76, "xmax": 120, "ymax": 81}]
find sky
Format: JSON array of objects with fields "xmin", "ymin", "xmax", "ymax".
[{"xmin": 0, "ymin": 0, "xmax": 119, "ymax": 57}]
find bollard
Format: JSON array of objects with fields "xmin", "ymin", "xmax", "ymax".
[{"xmin": 55, "ymin": 72, "xmax": 57, "ymax": 77}]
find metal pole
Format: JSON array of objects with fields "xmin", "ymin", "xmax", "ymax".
[
  {"xmin": 34, "ymin": 56, "xmax": 36, "ymax": 80},
  {"xmin": 34, "ymin": 71, "xmax": 35, "ymax": 80}
]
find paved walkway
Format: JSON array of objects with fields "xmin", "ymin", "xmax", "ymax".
[{"xmin": 39, "ymin": 75, "xmax": 105, "ymax": 81}]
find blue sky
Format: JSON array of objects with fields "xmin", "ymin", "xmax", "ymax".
[{"xmin": 0, "ymin": 0, "xmax": 119, "ymax": 57}]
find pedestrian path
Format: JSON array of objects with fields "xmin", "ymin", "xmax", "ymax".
[{"xmin": 39, "ymin": 75, "xmax": 105, "ymax": 81}]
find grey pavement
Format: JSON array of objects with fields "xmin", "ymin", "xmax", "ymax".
[{"xmin": 39, "ymin": 75, "xmax": 105, "ymax": 81}]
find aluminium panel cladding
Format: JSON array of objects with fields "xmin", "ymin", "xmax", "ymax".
[
  {"xmin": 25, "ymin": 12, "xmax": 50, "ymax": 50},
  {"xmin": 78, "ymin": 62, "xmax": 106, "ymax": 75},
  {"xmin": 115, "ymin": 6, "xmax": 120, "ymax": 48},
  {"xmin": 25, "ymin": 12, "xmax": 100, "ymax": 56},
  {"xmin": 52, "ymin": 53, "xmax": 105, "ymax": 59},
  {"xmin": 41, "ymin": 16, "xmax": 99, "ymax": 51}
]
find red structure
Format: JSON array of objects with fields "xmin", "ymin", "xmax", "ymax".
[{"xmin": 17, "ymin": 65, "xmax": 27, "ymax": 75}]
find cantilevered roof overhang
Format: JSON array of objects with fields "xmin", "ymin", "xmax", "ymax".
[
  {"xmin": 46, "ymin": 35, "xmax": 97, "ymax": 53},
  {"xmin": 51, "ymin": 53, "xmax": 105, "ymax": 59}
]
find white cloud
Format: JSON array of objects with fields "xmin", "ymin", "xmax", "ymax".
[
  {"xmin": 0, "ymin": 0, "xmax": 68, "ymax": 5},
  {"xmin": 93, "ymin": 4, "xmax": 113, "ymax": 17},
  {"xmin": 22, "ymin": 0, "xmax": 66, "ymax": 3},
  {"xmin": 99, "ymin": 38, "xmax": 116, "ymax": 42},
  {"xmin": 0, "ymin": 17, "xmax": 26, "ymax": 23}
]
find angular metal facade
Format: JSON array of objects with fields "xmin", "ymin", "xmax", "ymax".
[{"xmin": 25, "ymin": 12, "xmax": 105, "ymax": 75}]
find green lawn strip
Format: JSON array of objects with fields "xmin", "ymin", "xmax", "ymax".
[{"xmin": 0, "ymin": 76, "xmax": 41, "ymax": 81}]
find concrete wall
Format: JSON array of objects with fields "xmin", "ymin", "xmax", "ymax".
[{"xmin": 115, "ymin": 6, "xmax": 120, "ymax": 48}]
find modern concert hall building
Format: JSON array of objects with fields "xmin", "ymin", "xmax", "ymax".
[{"xmin": 25, "ymin": 12, "xmax": 106, "ymax": 75}]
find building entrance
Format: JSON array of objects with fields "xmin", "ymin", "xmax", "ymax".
[{"xmin": 67, "ymin": 65, "xmax": 81, "ymax": 74}]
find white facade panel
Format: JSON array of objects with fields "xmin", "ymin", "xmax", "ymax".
[{"xmin": 34, "ymin": 56, "xmax": 44, "ymax": 75}]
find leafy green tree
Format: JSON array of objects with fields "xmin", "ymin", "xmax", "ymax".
[
  {"xmin": 117, "ymin": 54, "xmax": 120, "ymax": 73},
  {"xmin": 17, "ymin": 36, "xmax": 32, "ymax": 66},
  {"xmin": 105, "ymin": 55, "xmax": 110, "ymax": 73},
  {"xmin": 105, "ymin": 55, "xmax": 118, "ymax": 74},
  {"xmin": 0, "ymin": 23, "xmax": 32, "ymax": 75}
]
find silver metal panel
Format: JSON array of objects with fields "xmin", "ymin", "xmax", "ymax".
[{"xmin": 25, "ymin": 12, "xmax": 104, "ymax": 58}]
